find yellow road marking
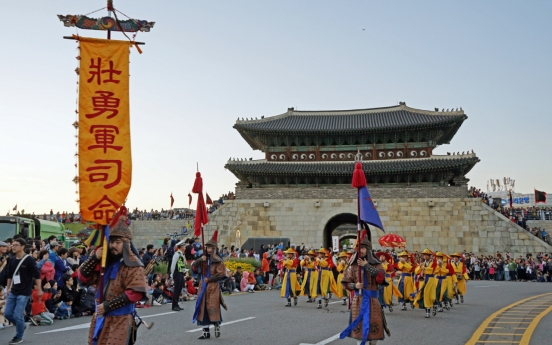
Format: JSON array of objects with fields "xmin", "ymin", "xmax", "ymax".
[
  {"xmin": 518, "ymin": 304, "xmax": 552, "ymax": 345},
  {"xmin": 465, "ymin": 292, "xmax": 552, "ymax": 345},
  {"xmin": 482, "ymin": 333, "xmax": 521, "ymax": 336},
  {"xmin": 492, "ymin": 322, "xmax": 531, "ymax": 324},
  {"xmin": 485, "ymin": 327, "xmax": 527, "ymax": 329},
  {"xmin": 474, "ymin": 341, "xmax": 519, "ymax": 343}
]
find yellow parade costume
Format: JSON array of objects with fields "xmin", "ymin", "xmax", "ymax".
[
  {"xmin": 451, "ymin": 253, "xmax": 469, "ymax": 303},
  {"xmin": 445, "ymin": 257, "xmax": 457, "ymax": 303},
  {"xmin": 315, "ymin": 249, "xmax": 339, "ymax": 308},
  {"xmin": 414, "ymin": 249, "xmax": 438, "ymax": 317},
  {"xmin": 300, "ymin": 252, "xmax": 319, "ymax": 299},
  {"xmin": 434, "ymin": 253, "xmax": 451, "ymax": 312},
  {"xmin": 335, "ymin": 252, "xmax": 349, "ymax": 302},
  {"xmin": 379, "ymin": 261, "xmax": 402, "ymax": 311},
  {"xmin": 396, "ymin": 252, "xmax": 416, "ymax": 310},
  {"xmin": 281, "ymin": 249, "xmax": 301, "ymax": 306}
]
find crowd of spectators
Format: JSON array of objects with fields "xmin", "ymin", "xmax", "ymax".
[
  {"xmin": 468, "ymin": 186, "xmax": 552, "ymax": 245},
  {"xmin": 7, "ymin": 199, "xmax": 227, "ymax": 225}
]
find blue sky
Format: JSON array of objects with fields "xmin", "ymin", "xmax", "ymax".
[{"xmin": 1, "ymin": 1, "xmax": 551, "ymax": 214}]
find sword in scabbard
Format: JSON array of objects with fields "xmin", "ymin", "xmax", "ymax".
[{"xmin": 133, "ymin": 312, "xmax": 154, "ymax": 330}]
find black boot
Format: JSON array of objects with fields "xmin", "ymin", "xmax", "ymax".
[
  {"xmin": 198, "ymin": 328, "xmax": 210, "ymax": 340},
  {"xmin": 294, "ymin": 296, "xmax": 298, "ymax": 306},
  {"xmin": 342, "ymin": 299, "xmax": 347, "ymax": 306},
  {"xmin": 425, "ymin": 308, "xmax": 430, "ymax": 318},
  {"xmin": 324, "ymin": 298, "xmax": 328, "ymax": 307},
  {"xmin": 401, "ymin": 302, "xmax": 407, "ymax": 311},
  {"xmin": 215, "ymin": 325, "xmax": 221, "ymax": 338},
  {"xmin": 460, "ymin": 295, "xmax": 464, "ymax": 303},
  {"xmin": 285, "ymin": 298, "xmax": 291, "ymax": 307},
  {"xmin": 317, "ymin": 300, "xmax": 322, "ymax": 309},
  {"xmin": 432, "ymin": 305, "xmax": 437, "ymax": 316}
]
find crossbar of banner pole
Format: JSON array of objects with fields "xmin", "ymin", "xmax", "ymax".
[{"xmin": 63, "ymin": 36, "xmax": 145, "ymax": 45}]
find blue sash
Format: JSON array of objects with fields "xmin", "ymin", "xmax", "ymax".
[
  {"xmin": 92, "ymin": 261, "xmax": 136, "ymax": 345},
  {"xmin": 192, "ymin": 259, "xmax": 211, "ymax": 323},
  {"xmin": 284, "ymin": 269, "xmax": 296, "ymax": 298},
  {"xmin": 398, "ymin": 274, "xmax": 406, "ymax": 302},
  {"xmin": 339, "ymin": 270, "xmax": 378, "ymax": 345}
]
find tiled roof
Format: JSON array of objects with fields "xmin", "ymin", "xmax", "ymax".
[
  {"xmin": 234, "ymin": 104, "xmax": 466, "ymax": 134},
  {"xmin": 225, "ymin": 154, "xmax": 479, "ymax": 177}
]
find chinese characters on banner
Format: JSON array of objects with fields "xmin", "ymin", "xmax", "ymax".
[{"xmin": 78, "ymin": 37, "xmax": 133, "ymax": 224}]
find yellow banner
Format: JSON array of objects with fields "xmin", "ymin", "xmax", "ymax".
[{"xmin": 78, "ymin": 37, "xmax": 133, "ymax": 224}]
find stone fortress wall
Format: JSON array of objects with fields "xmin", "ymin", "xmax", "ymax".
[
  {"xmin": 204, "ymin": 186, "xmax": 552, "ymax": 257},
  {"xmin": 130, "ymin": 186, "xmax": 552, "ymax": 256}
]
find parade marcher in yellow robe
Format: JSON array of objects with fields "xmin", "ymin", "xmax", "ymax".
[
  {"xmin": 444, "ymin": 255, "xmax": 457, "ymax": 310},
  {"xmin": 396, "ymin": 251, "xmax": 416, "ymax": 311},
  {"xmin": 281, "ymin": 248, "xmax": 301, "ymax": 307},
  {"xmin": 414, "ymin": 249, "xmax": 438, "ymax": 318},
  {"xmin": 339, "ymin": 236, "xmax": 388, "ymax": 345},
  {"xmin": 300, "ymin": 250, "xmax": 319, "ymax": 302},
  {"xmin": 336, "ymin": 251, "xmax": 349, "ymax": 305},
  {"xmin": 450, "ymin": 253, "xmax": 469, "ymax": 304},
  {"xmin": 434, "ymin": 252, "xmax": 451, "ymax": 313},
  {"xmin": 316, "ymin": 248, "xmax": 338, "ymax": 309},
  {"xmin": 377, "ymin": 252, "xmax": 402, "ymax": 312}
]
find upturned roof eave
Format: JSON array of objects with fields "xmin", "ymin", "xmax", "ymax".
[{"xmin": 224, "ymin": 156, "xmax": 479, "ymax": 177}]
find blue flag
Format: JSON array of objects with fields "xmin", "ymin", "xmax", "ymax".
[{"xmin": 359, "ymin": 186, "xmax": 385, "ymax": 232}]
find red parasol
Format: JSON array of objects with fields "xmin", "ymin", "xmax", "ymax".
[{"xmin": 378, "ymin": 234, "xmax": 406, "ymax": 248}]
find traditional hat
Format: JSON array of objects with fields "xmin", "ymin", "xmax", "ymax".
[
  {"xmin": 421, "ymin": 248, "xmax": 433, "ymax": 255},
  {"xmin": 307, "ymin": 249, "xmax": 317, "ymax": 256},
  {"xmin": 205, "ymin": 230, "xmax": 219, "ymax": 248},
  {"xmin": 397, "ymin": 251, "xmax": 409, "ymax": 257},
  {"xmin": 317, "ymin": 248, "xmax": 330, "ymax": 255},
  {"xmin": 450, "ymin": 252, "xmax": 462, "ymax": 257},
  {"xmin": 359, "ymin": 236, "xmax": 373, "ymax": 250},
  {"xmin": 435, "ymin": 251, "xmax": 444, "ymax": 257},
  {"xmin": 283, "ymin": 248, "xmax": 295, "ymax": 255},
  {"xmin": 338, "ymin": 251, "xmax": 349, "ymax": 258},
  {"xmin": 376, "ymin": 251, "xmax": 392, "ymax": 262},
  {"xmin": 110, "ymin": 211, "xmax": 132, "ymax": 241},
  {"xmin": 108, "ymin": 206, "xmax": 142, "ymax": 267}
]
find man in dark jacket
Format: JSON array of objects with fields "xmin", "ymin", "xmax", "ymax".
[
  {"xmin": 233, "ymin": 266, "xmax": 243, "ymax": 291},
  {"xmin": 142, "ymin": 244, "xmax": 155, "ymax": 266}
]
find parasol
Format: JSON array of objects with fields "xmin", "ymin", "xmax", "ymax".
[{"xmin": 378, "ymin": 234, "xmax": 406, "ymax": 248}]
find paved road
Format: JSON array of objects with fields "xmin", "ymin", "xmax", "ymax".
[{"xmin": 3, "ymin": 281, "xmax": 551, "ymax": 345}]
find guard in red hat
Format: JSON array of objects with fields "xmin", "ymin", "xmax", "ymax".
[{"xmin": 191, "ymin": 231, "xmax": 228, "ymax": 340}]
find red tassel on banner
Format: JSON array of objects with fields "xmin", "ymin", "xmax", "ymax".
[
  {"xmin": 192, "ymin": 172, "xmax": 203, "ymax": 193},
  {"xmin": 351, "ymin": 162, "xmax": 366, "ymax": 188}
]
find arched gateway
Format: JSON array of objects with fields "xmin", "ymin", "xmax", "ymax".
[{"xmin": 197, "ymin": 103, "xmax": 552, "ymax": 256}]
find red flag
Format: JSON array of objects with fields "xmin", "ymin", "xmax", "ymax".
[
  {"xmin": 192, "ymin": 172, "xmax": 209, "ymax": 237},
  {"xmin": 206, "ymin": 193, "xmax": 213, "ymax": 205},
  {"xmin": 170, "ymin": 193, "xmax": 174, "ymax": 208},
  {"xmin": 188, "ymin": 193, "xmax": 192, "ymax": 206},
  {"xmin": 535, "ymin": 189, "xmax": 547, "ymax": 204}
]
